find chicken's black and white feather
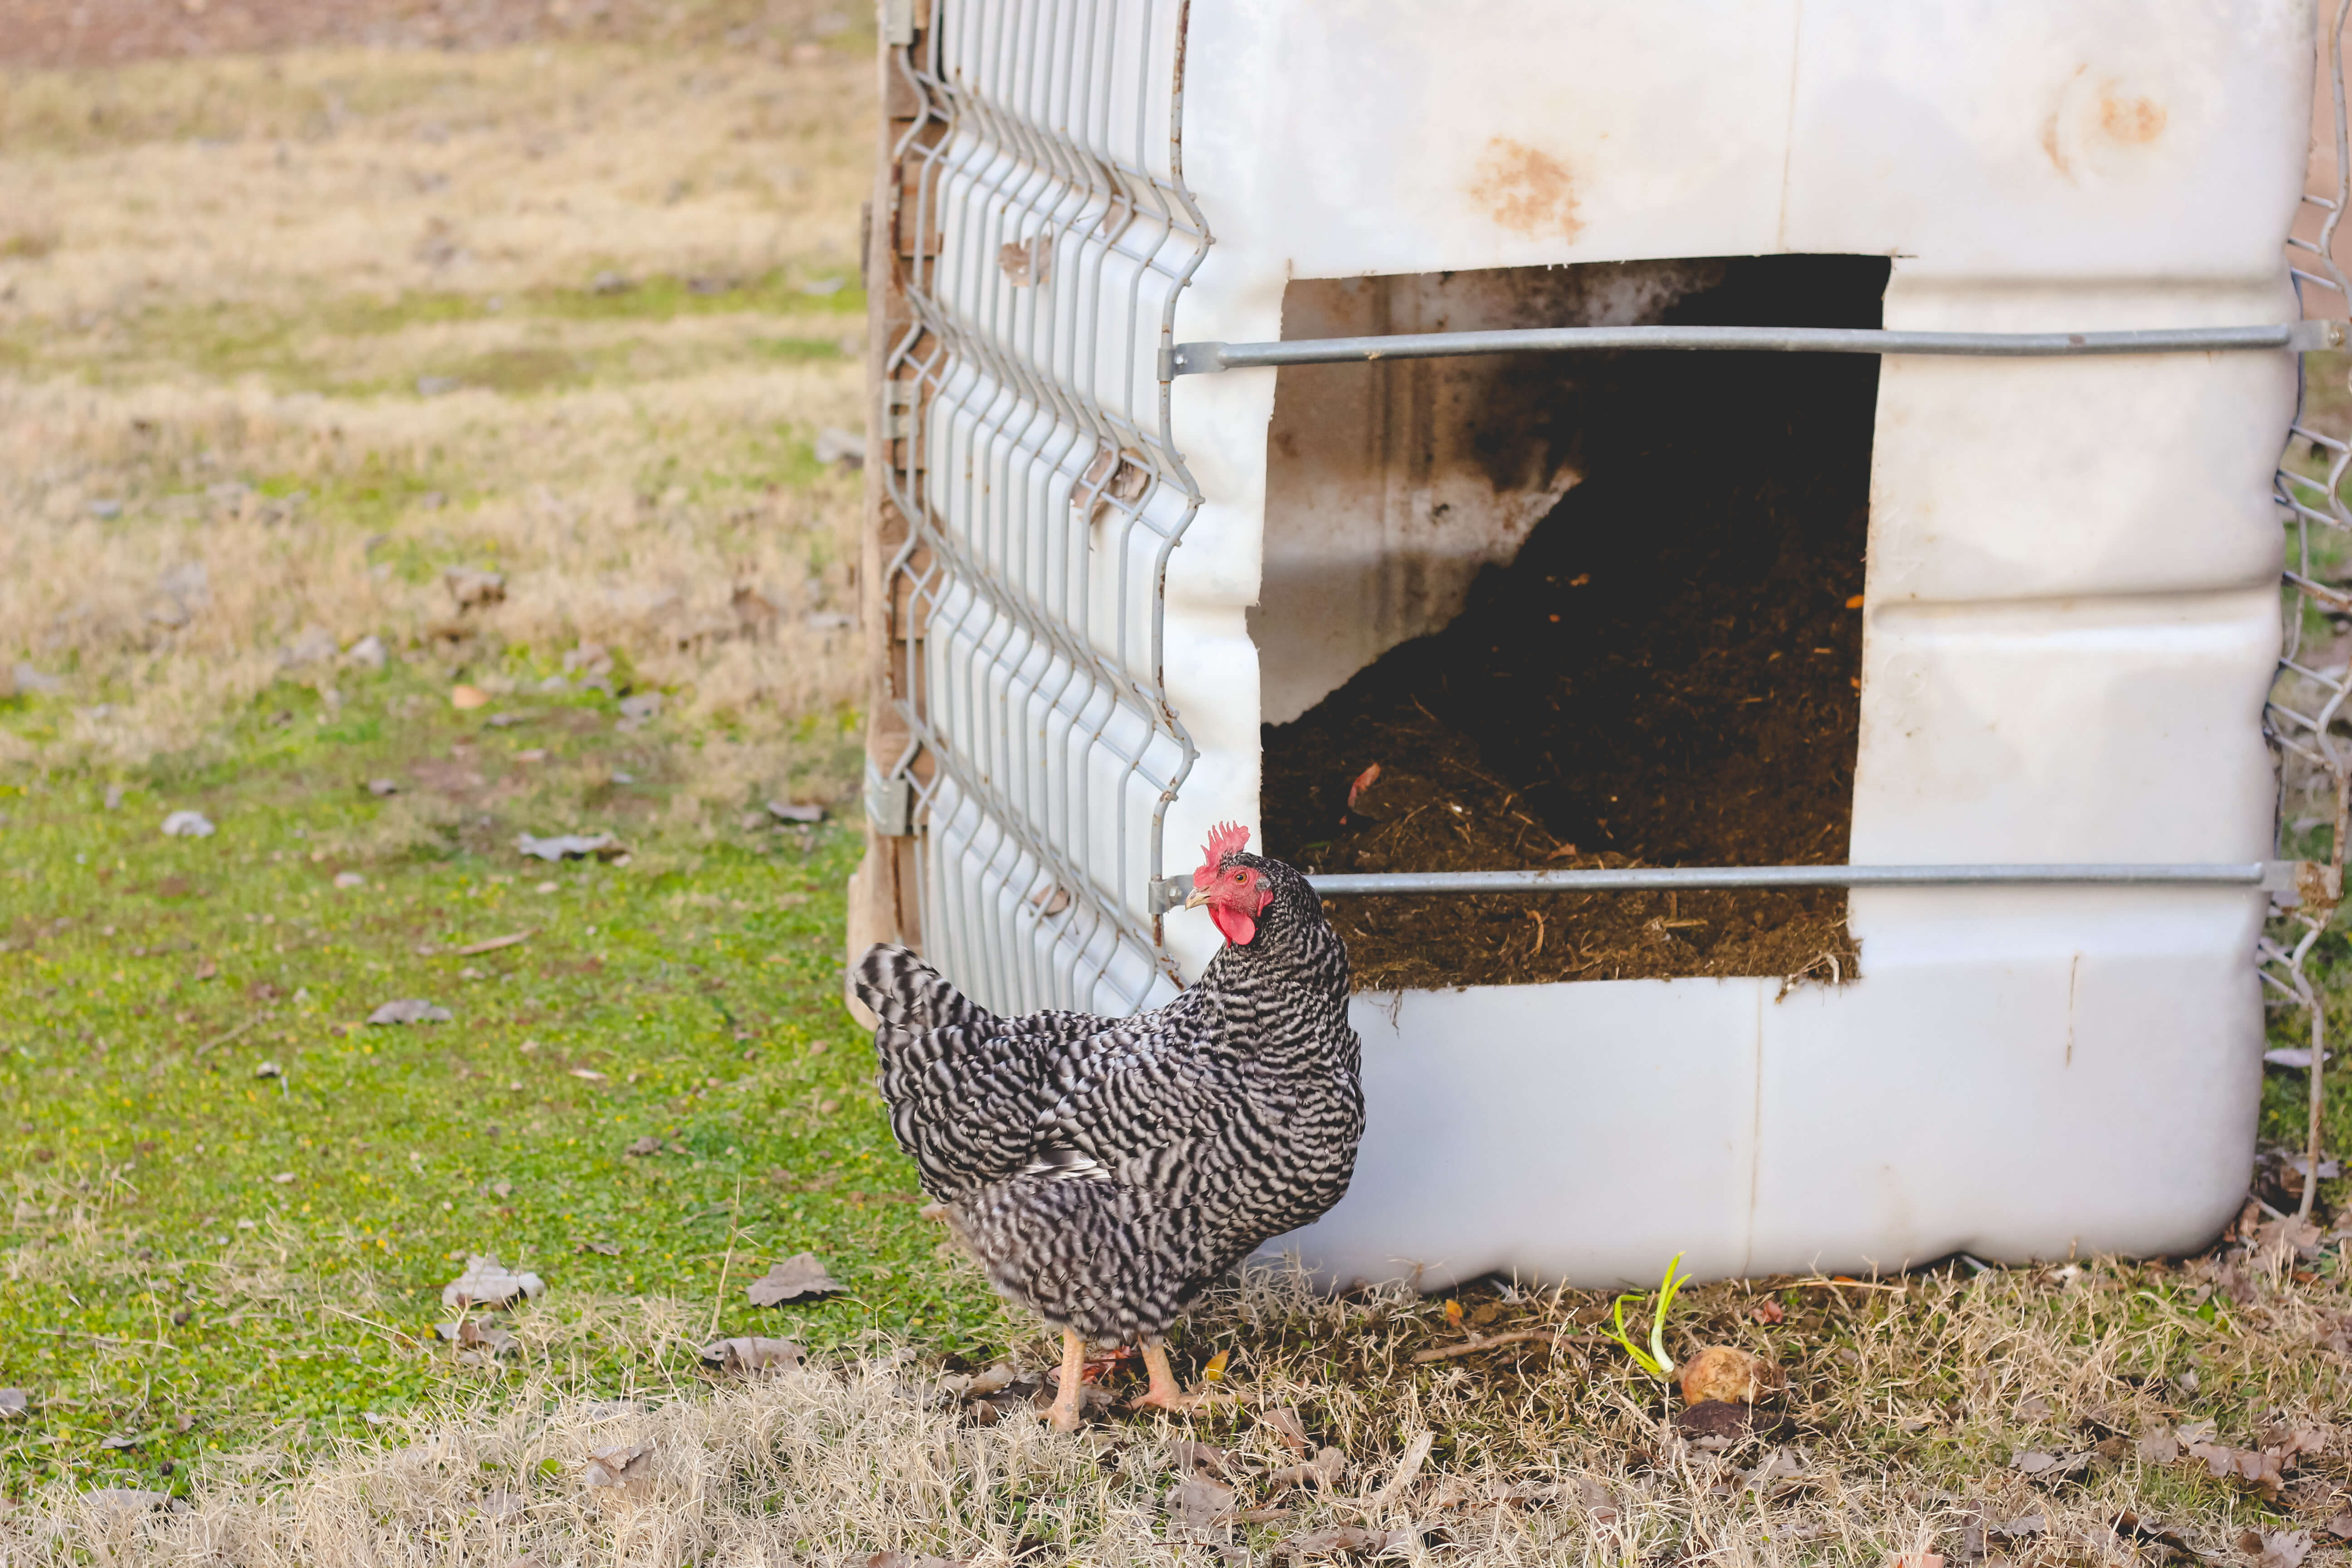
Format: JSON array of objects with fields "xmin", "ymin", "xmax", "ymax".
[{"xmin": 857, "ymin": 851, "xmax": 1363, "ymax": 1342}]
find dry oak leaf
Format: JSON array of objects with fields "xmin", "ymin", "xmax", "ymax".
[
  {"xmin": 435, "ymin": 1319, "xmax": 519, "ymax": 1357},
  {"xmin": 580, "ymin": 1443, "xmax": 652, "ymax": 1489},
  {"xmin": 699, "ymin": 1336, "xmax": 806, "ymax": 1375},
  {"xmin": 441, "ymin": 1254, "xmax": 545, "ymax": 1310},
  {"xmin": 746, "ymin": 1253, "xmax": 842, "ymax": 1305},
  {"xmin": 1269, "ymin": 1447, "xmax": 1347, "ymax": 1490},
  {"xmin": 2241, "ymin": 1530, "xmax": 2313, "ymax": 1568},
  {"xmin": 1167, "ymin": 1437, "xmax": 1234, "ymax": 1477},
  {"xmin": 2187, "ymin": 1441, "xmax": 2287, "ymax": 1500},
  {"xmin": 1167, "ymin": 1473, "xmax": 1235, "ymax": 1528}
]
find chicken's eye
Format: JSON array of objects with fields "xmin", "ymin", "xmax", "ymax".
[{"xmin": 1231, "ymin": 869, "xmax": 1246, "ymax": 882}]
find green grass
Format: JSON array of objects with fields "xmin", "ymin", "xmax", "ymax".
[
  {"xmin": 0, "ymin": 274, "xmax": 864, "ymax": 397},
  {"xmin": 0, "ymin": 668, "xmax": 1004, "ymax": 1500}
]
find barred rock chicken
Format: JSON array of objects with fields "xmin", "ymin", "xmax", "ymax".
[{"xmin": 857, "ymin": 823, "xmax": 1363, "ymax": 1431}]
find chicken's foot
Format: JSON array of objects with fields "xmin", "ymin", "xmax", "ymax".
[
  {"xmin": 1132, "ymin": 1341, "xmax": 1226, "ymax": 1416},
  {"xmin": 1046, "ymin": 1328, "xmax": 1087, "ymax": 1433}
]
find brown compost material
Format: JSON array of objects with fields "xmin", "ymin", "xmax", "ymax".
[{"xmin": 1260, "ymin": 257, "xmax": 1887, "ymax": 990}]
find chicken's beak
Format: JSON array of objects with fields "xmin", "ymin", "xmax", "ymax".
[{"xmin": 1183, "ymin": 882, "xmax": 1211, "ymax": 910}]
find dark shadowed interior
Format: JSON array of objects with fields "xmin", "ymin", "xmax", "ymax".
[{"xmin": 1257, "ymin": 255, "xmax": 1890, "ymax": 990}]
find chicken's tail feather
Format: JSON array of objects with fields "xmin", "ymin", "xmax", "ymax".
[{"xmin": 853, "ymin": 943, "xmax": 991, "ymax": 1034}]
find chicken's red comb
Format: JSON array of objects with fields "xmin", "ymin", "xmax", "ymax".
[{"xmin": 1196, "ymin": 820, "xmax": 1250, "ymax": 876}]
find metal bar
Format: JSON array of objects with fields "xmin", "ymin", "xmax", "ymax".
[
  {"xmin": 1165, "ymin": 322, "xmax": 2345, "ymax": 376},
  {"xmin": 1148, "ymin": 861, "xmax": 2303, "ymax": 913}
]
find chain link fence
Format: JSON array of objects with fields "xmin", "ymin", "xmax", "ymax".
[{"xmin": 2264, "ymin": 0, "xmax": 2352, "ymax": 1225}]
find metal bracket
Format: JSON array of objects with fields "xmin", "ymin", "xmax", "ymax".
[
  {"xmin": 865, "ymin": 766, "xmax": 915, "ymax": 838},
  {"xmin": 880, "ymin": 0, "xmax": 915, "ymax": 47},
  {"xmin": 881, "ymin": 379, "xmax": 916, "ymax": 440}
]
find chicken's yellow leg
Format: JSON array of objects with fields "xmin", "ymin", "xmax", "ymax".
[
  {"xmin": 1046, "ymin": 1328, "xmax": 1087, "ymax": 1433},
  {"xmin": 1133, "ymin": 1341, "xmax": 1218, "ymax": 1414}
]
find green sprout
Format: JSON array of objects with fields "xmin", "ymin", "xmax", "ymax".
[{"xmin": 1607, "ymin": 1253, "xmax": 1689, "ymax": 1382}]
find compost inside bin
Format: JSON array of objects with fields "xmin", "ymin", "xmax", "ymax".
[{"xmin": 1259, "ymin": 256, "xmax": 1885, "ymax": 990}]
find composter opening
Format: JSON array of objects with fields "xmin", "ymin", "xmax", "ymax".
[{"xmin": 1256, "ymin": 255, "xmax": 1890, "ymax": 989}]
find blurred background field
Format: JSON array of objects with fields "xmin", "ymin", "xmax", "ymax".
[{"xmin": 0, "ymin": 0, "xmax": 874, "ymax": 783}]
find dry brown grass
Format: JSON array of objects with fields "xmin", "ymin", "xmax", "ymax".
[
  {"xmin": 0, "ymin": 37, "xmax": 874, "ymax": 779},
  {"xmin": 3, "ymin": 1242, "xmax": 2346, "ymax": 1565}
]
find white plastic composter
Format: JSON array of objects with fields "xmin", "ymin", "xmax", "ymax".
[{"xmin": 851, "ymin": 0, "xmax": 2332, "ymax": 1289}]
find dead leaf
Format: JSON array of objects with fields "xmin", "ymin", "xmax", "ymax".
[
  {"xmin": 966, "ymin": 1362, "xmax": 1018, "ymax": 1396},
  {"xmin": 1576, "ymin": 1476, "xmax": 1620, "ymax": 1524},
  {"xmin": 2322, "ymin": 1513, "xmax": 2352, "ymax": 1543},
  {"xmin": 1750, "ymin": 1298, "xmax": 1785, "ymax": 1324},
  {"xmin": 576, "ymin": 1238, "xmax": 620, "ymax": 1255},
  {"xmin": 580, "ymin": 1442, "xmax": 651, "ymax": 1488},
  {"xmin": 193, "ymin": 957, "xmax": 218, "ymax": 981},
  {"xmin": 1260, "ymin": 1405, "xmax": 1310, "ymax": 1455},
  {"xmin": 1269, "ymin": 1446, "xmax": 1347, "ymax": 1491},
  {"xmin": 623, "ymin": 1136, "xmax": 662, "ymax": 1156},
  {"xmin": 517, "ymin": 831, "xmax": 618, "ymax": 862},
  {"xmin": 441, "ymin": 1254, "xmax": 545, "ymax": 1310},
  {"xmin": 368, "ymin": 998, "xmax": 452, "ymax": 1025},
  {"xmin": 1166, "ymin": 1473, "xmax": 1234, "ymax": 1528},
  {"xmin": 2251, "ymin": 1532, "xmax": 2313, "ymax": 1568},
  {"xmin": 2188, "ymin": 1441, "xmax": 2287, "ymax": 1500},
  {"xmin": 98, "ymin": 1433, "xmax": 142, "ymax": 1450},
  {"xmin": 851, "ymin": 1554, "xmax": 968, "ymax": 1568},
  {"xmin": 1347, "ymin": 764, "xmax": 1382, "ymax": 811},
  {"xmin": 1891, "ymin": 1556, "xmax": 1944, "ymax": 1568},
  {"xmin": 451, "ymin": 684, "xmax": 490, "ymax": 710},
  {"xmin": 699, "ymin": 1336, "xmax": 806, "ymax": 1375},
  {"xmin": 2011, "ymin": 1449, "xmax": 2090, "ymax": 1482},
  {"xmin": 1167, "ymin": 1437, "xmax": 1231, "ymax": 1476},
  {"xmin": 435, "ymin": 1319, "xmax": 519, "ymax": 1356},
  {"xmin": 2137, "ymin": 1426, "xmax": 2181, "ymax": 1464},
  {"xmin": 766, "ymin": 800, "xmax": 825, "ymax": 823},
  {"xmin": 0, "ymin": 1390, "xmax": 27, "ymax": 1418},
  {"xmin": 2254, "ymin": 1216, "xmax": 2325, "ymax": 1260},
  {"xmin": 745, "ymin": 1253, "xmax": 842, "ymax": 1305}
]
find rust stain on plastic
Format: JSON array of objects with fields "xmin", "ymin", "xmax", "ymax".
[
  {"xmin": 1466, "ymin": 137, "xmax": 1583, "ymax": 240},
  {"xmin": 2098, "ymin": 92, "xmax": 2167, "ymax": 144}
]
